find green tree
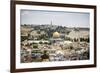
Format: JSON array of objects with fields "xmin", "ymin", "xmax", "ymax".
[
  {"xmin": 39, "ymin": 41, "xmax": 43, "ymax": 44},
  {"xmin": 21, "ymin": 36, "xmax": 28, "ymax": 41},
  {"xmin": 33, "ymin": 44, "xmax": 38, "ymax": 48}
]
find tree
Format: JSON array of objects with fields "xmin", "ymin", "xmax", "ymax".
[
  {"xmin": 39, "ymin": 41, "xmax": 43, "ymax": 44},
  {"xmin": 74, "ymin": 38, "xmax": 78, "ymax": 42},
  {"xmin": 33, "ymin": 44, "xmax": 38, "ymax": 48},
  {"xmin": 21, "ymin": 36, "xmax": 28, "ymax": 41},
  {"xmin": 66, "ymin": 31, "xmax": 70, "ymax": 35},
  {"xmin": 70, "ymin": 46, "xmax": 73, "ymax": 50},
  {"xmin": 87, "ymin": 37, "xmax": 90, "ymax": 42},
  {"xmin": 37, "ymin": 31, "xmax": 40, "ymax": 34},
  {"xmin": 48, "ymin": 42, "xmax": 52, "ymax": 45},
  {"xmin": 44, "ymin": 42, "xmax": 48, "ymax": 44}
]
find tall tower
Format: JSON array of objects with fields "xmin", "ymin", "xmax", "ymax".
[{"xmin": 50, "ymin": 20, "xmax": 52, "ymax": 25}]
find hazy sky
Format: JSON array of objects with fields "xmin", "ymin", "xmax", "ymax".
[{"xmin": 21, "ymin": 9, "xmax": 90, "ymax": 28}]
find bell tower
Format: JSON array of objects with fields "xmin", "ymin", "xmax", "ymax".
[{"xmin": 50, "ymin": 20, "xmax": 52, "ymax": 25}]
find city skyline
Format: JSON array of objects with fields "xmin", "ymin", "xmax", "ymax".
[{"xmin": 21, "ymin": 10, "xmax": 90, "ymax": 28}]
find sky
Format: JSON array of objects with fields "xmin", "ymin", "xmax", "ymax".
[{"xmin": 20, "ymin": 9, "xmax": 90, "ymax": 28}]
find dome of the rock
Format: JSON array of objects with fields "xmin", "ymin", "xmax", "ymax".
[{"xmin": 53, "ymin": 32, "xmax": 60, "ymax": 38}]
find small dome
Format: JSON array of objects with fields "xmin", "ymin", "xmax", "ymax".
[{"xmin": 53, "ymin": 32, "xmax": 60, "ymax": 38}]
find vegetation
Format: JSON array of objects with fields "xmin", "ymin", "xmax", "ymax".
[
  {"xmin": 44, "ymin": 42, "xmax": 48, "ymax": 44},
  {"xmin": 21, "ymin": 36, "xmax": 28, "ymax": 41},
  {"xmin": 32, "ymin": 50, "xmax": 42, "ymax": 54},
  {"xmin": 39, "ymin": 41, "xmax": 43, "ymax": 44},
  {"xmin": 33, "ymin": 44, "xmax": 38, "ymax": 48},
  {"xmin": 80, "ymin": 37, "xmax": 89, "ymax": 42}
]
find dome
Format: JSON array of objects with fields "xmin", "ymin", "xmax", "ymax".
[{"xmin": 53, "ymin": 32, "xmax": 60, "ymax": 38}]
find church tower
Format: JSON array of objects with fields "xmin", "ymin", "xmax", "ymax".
[{"xmin": 50, "ymin": 20, "xmax": 52, "ymax": 26}]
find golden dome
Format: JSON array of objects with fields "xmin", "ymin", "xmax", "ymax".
[{"xmin": 53, "ymin": 32, "xmax": 60, "ymax": 38}]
